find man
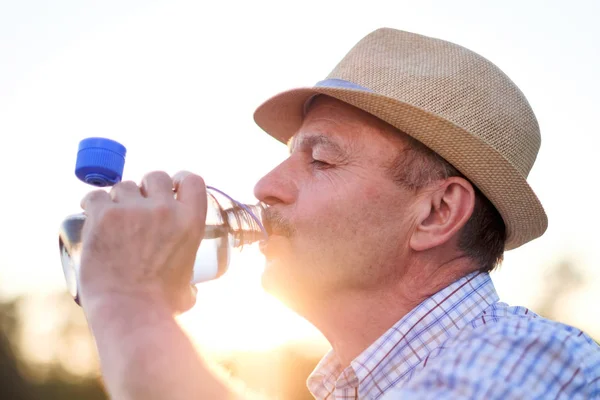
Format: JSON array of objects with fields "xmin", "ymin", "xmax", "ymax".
[{"xmin": 78, "ymin": 28, "xmax": 600, "ymax": 399}]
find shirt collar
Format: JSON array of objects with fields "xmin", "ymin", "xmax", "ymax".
[{"xmin": 307, "ymin": 271, "xmax": 499, "ymax": 399}]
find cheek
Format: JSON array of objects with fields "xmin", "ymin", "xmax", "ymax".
[
  {"xmin": 345, "ymin": 183, "xmax": 416, "ymax": 256},
  {"xmin": 294, "ymin": 188, "xmax": 354, "ymax": 235},
  {"xmin": 291, "ymin": 175, "xmax": 414, "ymax": 250},
  {"xmin": 291, "ymin": 187, "xmax": 373, "ymax": 259}
]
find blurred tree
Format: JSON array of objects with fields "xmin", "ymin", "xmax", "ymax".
[
  {"xmin": 0, "ymin": 296, "xmax": 107, "ymax": 400},
  {"xmin": 0, "ymin": 299, "xmax": 34, "ymax": 400}
]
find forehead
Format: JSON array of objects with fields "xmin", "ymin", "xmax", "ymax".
[{"xmin": 289, "ymin": 96, "xmax": 406, "ymax": 153}]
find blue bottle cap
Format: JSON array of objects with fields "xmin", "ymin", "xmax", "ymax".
[{"xmin": 75, "ymin": 137, "xmax": 127, "ymax": 187}]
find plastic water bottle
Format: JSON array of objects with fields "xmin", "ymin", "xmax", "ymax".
[{"xmin": 58, "ymin": 138, "xmax": 268, "ymax": 304}]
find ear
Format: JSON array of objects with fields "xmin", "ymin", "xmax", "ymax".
[{"xmin": 410, "ymin": 177, "xmax": 475, "ymax": 252}]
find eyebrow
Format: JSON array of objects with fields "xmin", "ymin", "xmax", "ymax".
[{"xmin": 288, "ymin": 134, "xmax": 345, "ymax": 156}]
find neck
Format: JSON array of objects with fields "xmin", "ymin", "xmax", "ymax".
[
  {"xmin": 311, "ymin": 290, "xmax": 414, "ymax": 368},
  {"xmin": 306, "ymin": 255, "xmax": 474, "ymax": 368}
]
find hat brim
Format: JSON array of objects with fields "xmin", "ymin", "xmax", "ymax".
[{"xmin": 254, "ymin": 86, "xmax": 548, "ymax": 250}]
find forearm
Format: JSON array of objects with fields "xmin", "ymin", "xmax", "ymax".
[{"xmin": 84, "ymin": 295, "xmax": 238, "ymax": 400}]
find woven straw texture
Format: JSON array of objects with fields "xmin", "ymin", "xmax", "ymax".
[{"xmin": 254, "ymin": 28, "xmax": 547, "ymax": 250}]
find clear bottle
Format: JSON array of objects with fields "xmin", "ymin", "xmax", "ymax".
[
  {"xmin": 58, "ymin": 138, "xmax": 268, "ymax": 305},
  {"xmin": 59, "ymin": 188, "xmax": 267, "ymax": 305}
]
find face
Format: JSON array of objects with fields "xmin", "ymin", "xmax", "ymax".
[{"xmin": 254, "ymin": 96, "xmax": 421, "ymax": 310}]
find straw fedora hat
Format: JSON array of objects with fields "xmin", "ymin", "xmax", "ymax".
[{"xmin": 254, "ymin": 28, "xmax": 547, "ymax": 250}]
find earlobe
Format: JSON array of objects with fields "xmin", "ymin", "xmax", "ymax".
[{"xmin": 409, "ymin": 178, "xmax": 475, "ymax": 252}]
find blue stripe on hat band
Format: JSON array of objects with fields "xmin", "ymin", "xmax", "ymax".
[
  {"xmin": 314, "ymin": 78, "xmax": 373, "ymax": 92},
  {"xmin": 304, "ymin": 79, "xmax": 373, "ymax": 115}
]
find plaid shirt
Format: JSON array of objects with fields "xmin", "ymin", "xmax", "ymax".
[{"xmin": 307, "ymin": 271, "xmax": 600, "ymax": 399}]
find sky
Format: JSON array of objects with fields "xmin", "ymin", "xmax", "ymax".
[{"xmin": 0, "ymin": 0, "xmax": 599, "ymax": 351}]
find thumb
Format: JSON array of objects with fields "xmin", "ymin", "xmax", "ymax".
[{"xmin": 173, "ymin": 285, "xmax": 198, "ymax": 315}]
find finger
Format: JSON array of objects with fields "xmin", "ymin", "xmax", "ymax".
[
  {"xmin": 109, "ymin": 180, "xmax": 141, "ymax": 202},
  {"xmin": 140, "ymin": 171, "xmax": 174, "ymax": 200},
  {"xmin": 81, "ymin": 189, "xmax": 111, "ymax": 215},
  {"xmin": 172, "ymin": 169, "xmax": 206, "ymax": 204},
  {"xmin": 172, "ymin": 171, "xmax": 207, "ymax": 230}
]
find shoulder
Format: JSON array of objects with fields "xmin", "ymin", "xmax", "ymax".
[
  {"xmin": 459, "ymin": 304, "xmax": 600, "ymax": 370},
  {"xmin": 403, "ymin": 304, "xmax": 600, "ymax": 399}
]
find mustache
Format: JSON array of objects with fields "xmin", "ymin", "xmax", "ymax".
[{"xmin": 263, "ymin": 208, "xmax": 296, "ymax": 237}]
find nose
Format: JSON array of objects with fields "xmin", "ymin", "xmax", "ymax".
[{"xmin": 254, "ymin": 158, "xmax": 297, "ymax": 206}]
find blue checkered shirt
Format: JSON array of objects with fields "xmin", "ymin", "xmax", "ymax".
[{"xmin": 307, "ymin": 271, "xmax": 600, "ymax": 399}]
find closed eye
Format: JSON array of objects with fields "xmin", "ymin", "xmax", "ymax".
[{"xmin": 310, "ymin": 159, "xmax": 332, "ymax": 169}]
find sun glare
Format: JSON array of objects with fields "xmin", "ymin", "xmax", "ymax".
[{"xmin": 177, "ymin": 245, "xmax": 330, "ymax": 357}]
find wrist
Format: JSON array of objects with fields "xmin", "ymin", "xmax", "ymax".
[
  {"xmin": 78, "ymin": 267, "xmax": 195, "ymax": 316},
  {"xmin": 82, "ymin": 290, "xmax": 175, "ymax": 337}
]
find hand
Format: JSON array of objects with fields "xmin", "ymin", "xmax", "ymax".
[{"xmin": 78, "ymin": 171, "xmax": 207, "ymax": 314}]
